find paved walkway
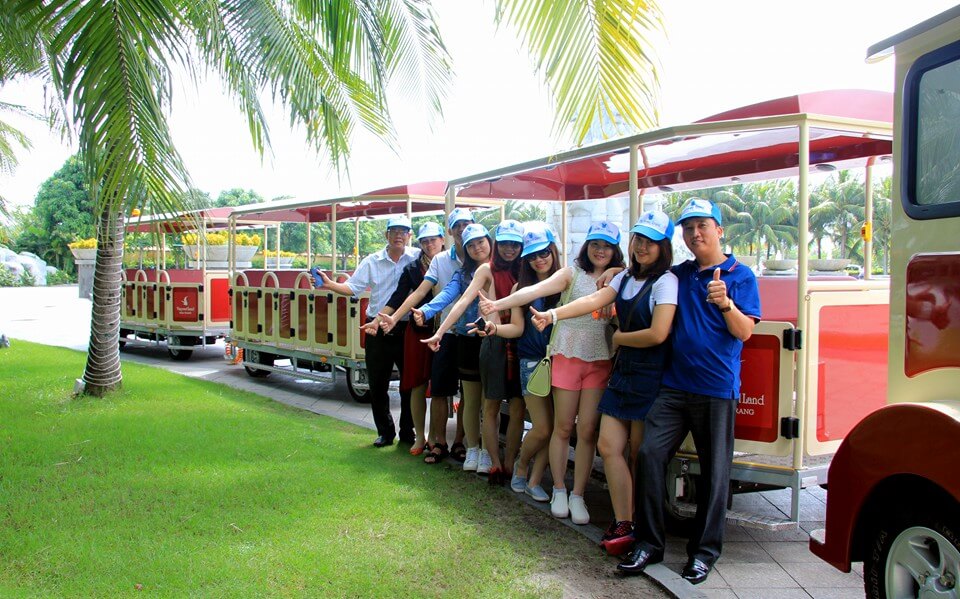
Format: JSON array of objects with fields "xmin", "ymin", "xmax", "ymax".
[{"xmin": 1, "ymin": 285, "xmax": 867, "ymax": 599}]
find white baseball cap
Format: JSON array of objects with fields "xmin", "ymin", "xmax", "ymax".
[
  {"xmin": 416, "ymin": 221, "xmax": 444, "ymax": 240},
  {"xmin": 495, "ymin": 220, "xmax": 524, "ymax": 243},
  {"xmin": 447, "ymin": 208, "xmax": 474, "ymax": 230},
  {"xmin": 461, "ymin": 223, "xmax": 490, "ymax": 246},
  {"xmin": 584, "ymin": 221, "xmax": 622, "ymax": 245},
  {"xmin": 385, "ymin": 215, "xmax": 412, "ymax": 230},
  {"xmin": 677, "ymin": 198, "xmax": 722, "ymax": 225},
  {"xmin": 630, "ymin": 211, "xmax": 674, "ymax": 241}
]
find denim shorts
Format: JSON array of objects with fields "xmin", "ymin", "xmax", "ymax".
[{"xmin": 519, "ymin": 358, "xmax": 542, "ymax": 397}]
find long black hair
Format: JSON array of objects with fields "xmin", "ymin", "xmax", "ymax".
[
  {"xmin": 517, "ymin": 242, "xmax": 561, "ymax": 309},
  {"xmin": 575, "ymin": 239, "xmax": 625, "ymax": 274},
  {"xmin": 627, "ymin": 234, "xmax": 673, "ymax": 280},
  {"xmin": 461, "ymin": 234, "xmax": 492, "ymax": 280}
]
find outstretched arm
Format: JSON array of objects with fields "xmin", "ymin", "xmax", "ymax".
[
  {"xmin": 379, "ymin": 277, "xmax": 433, "ymax": 333},
  {"xmin": 493, "ymin": 304, "xmax": 525, "ymax": 339},
  {"xmin": 434, "ymin": 265, "xmax": 493, "ymax": 337},
  {"xmin": 552, "ymin": 286, "xmax": 618, "ymax": 322},
  {"xmin": 482, "ymin": 267, "xmax": 572, "ymax": 315},
  {"xmin": 313, "ymin": 269, "xmax": 354, "ymax": 296}
]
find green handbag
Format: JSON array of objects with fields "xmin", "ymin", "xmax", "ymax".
[{"xmin": 524, "ymin": 269, "xmax": 578, "ymax": 398}]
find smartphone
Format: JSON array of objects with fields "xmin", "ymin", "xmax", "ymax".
[
  {"xmin": 310, "ymin": 267, "xmax": 324, "ymax": 288},
  {"xmin": 473, "ymin": 316, "xmax": 487, "ymax": 331}
]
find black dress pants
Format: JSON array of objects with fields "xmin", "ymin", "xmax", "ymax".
[
  {"xmin": 363, "ymin": 323, "xmax": 413, "ymax": 440},
  {"xmin": 634, "ymin": 386, "xmax": 736, "ymax": 565}
]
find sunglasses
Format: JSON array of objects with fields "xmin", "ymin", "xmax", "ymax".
[{"xmin": 526, "ymin": 249, "xmax": 552, "ymax": 261}]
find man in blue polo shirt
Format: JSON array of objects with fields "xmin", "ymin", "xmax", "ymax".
[{"xmin": 619, "ymin": 199, "xmax": 761, "ymax": 585}]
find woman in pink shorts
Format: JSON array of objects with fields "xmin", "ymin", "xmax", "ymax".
[{"xmin": 479, "ymin": 221, "xmax": 625, "ymax": 525}]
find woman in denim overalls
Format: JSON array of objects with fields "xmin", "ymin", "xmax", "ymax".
[{"xmin": 528, "ymin": 211, "xmax": 678, "ymax": 554}]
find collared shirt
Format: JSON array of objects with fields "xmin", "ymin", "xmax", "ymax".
[
  {"xmin": 346, "ymin": 246, "xmax": 419, "ymax": 319},
  {"xmin": 661, "ymin": 254, "xmax": 762, "ymax": 399},
  {"xmin": 424, "ymin": 246, "xmax": 463, "ymax": 324}
]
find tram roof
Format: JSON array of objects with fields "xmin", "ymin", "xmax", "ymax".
[
  {"xmin": 451, "ymin": 90, "xmax": 894, "ymax": 202},
  {"xmin": 228, "ymin": 181, "xmax": 498, "ymax": 224},
  {"xmin": 124, "ymin": 206, "xmax": 251, "ymax": 234}
]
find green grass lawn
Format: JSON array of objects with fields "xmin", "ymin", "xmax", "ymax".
[{"xmin": 0, "ymin": 342, "xmax": 605, "ymax": 597}]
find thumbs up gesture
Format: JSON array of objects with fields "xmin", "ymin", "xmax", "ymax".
[
  {"xmin": 477, "ymin": 289, "xmax": 498, "ymax": 317},
  {"xmin": 529, "ymin": 306, "xmax": 552, "ymax": 332},
  {"xmin": 706, "ymin": 267, "xmax": 730, "ymax": 311}
]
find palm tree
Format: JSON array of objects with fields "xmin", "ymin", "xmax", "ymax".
[
  {"xmin": 716, "ymin": 180, "xmax": 797, "ymax": 264},
  {"xmin": 811, "ymin": 171, "xmax": 865, "ymax": 260},
  {"xmin": 4, "ymin": 0, "xmax": 664, "ymax": 396},
  {"xmin": 872, "ymin": 176, "xmax": 893, "ymax": 274},
  {"xmin": 474, "ymin": 200, "xmax": 547, "ymax": 231}
]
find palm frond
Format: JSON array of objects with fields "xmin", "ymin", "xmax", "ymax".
[{"xmin": 495, "ymin": 0, "xmax": 662, "ymax": 143}]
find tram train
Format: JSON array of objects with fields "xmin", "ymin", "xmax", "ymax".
[{"xmin": 117, "ymin": 7, "xmax": 960, "ymax": 595}]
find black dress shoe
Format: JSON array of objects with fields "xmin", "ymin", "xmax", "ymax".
[
  {"xmin": 373, "ymin": 436, "xmax": 395, "ymax": 448},
  {"xmin": 616, "ymin": 547, "xmax": 662, "ymax": 575},
  {"xmin": 681, "ymin": 558, "xmax": 711, "ymax": 585}
]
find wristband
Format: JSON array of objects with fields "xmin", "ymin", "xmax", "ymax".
[{"xmin": 549, "ymin": 309, "xmax": 558, "ymax": 324}]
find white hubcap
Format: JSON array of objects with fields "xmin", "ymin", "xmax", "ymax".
[{"xmin": 886, "ymin": 526, "xmax": 959, "ymax": 599}]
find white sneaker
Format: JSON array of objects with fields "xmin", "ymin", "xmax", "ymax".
[
  {"xmin": 463, "ymin": 446, "xmax": 480, "ymax": 472},
  {"xmin": 550, "ymin": 488, "xmax": 569, "ymax": 518},
  {"xmin": 569, "ymin": 494, "xmax": 590, "ymax": 525},
  {"xmin": 477, "ymin": 449, "xmax": 493, "ymax": 474}
]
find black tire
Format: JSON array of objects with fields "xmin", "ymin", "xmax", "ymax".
[
  {"xmin": 346, "ymin": 367, "xmax": 371, "ymax": 403},
  {"xmin": 167, "ymin": 336, "xmax": 193, "ymax": 361},
  {"xmin": 243, "ymin": 349, "xmax": 274, "ymax": 378},
  {"xmin": 864, "ymin": 504, "xmax": 960, "ymax": 599}
]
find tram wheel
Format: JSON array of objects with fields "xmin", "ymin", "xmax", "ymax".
[
  {"xmin": 244, "ymin": 349, "xmax": 274, "ymax": 378},
  {"xmin": 167, "ymin": 336, "xmax": 194, "ymax": 361},
  {"xmin": 346, "ymin": 367, "xmax": 371, "ymax": 403}
]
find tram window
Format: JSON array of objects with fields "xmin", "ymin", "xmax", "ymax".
[{"xmin": 904, "ymin": 40, "xmax": 960, "ymax": 218}]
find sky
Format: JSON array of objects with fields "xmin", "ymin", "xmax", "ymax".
[{"xmin": 1, "ymin": 0, "xmax": 957, "ymax": 209}]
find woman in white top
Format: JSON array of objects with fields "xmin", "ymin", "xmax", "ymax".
[
  {"xmin": 529, "ymin": 211, "xmax": 678, "ymax": 554},
  {"xmin": 479, "ymin": 221, "xmax": 625, "ymax": 525}
]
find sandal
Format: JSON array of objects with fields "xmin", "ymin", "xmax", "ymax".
[
  {"xmin": 450, "ymin": 442, "xmax": 467, "ymax": 463},
  {"xmin": 409, "ymin": 441, "xmax": 431, "ymax": 457},
  {"xmin": 488, "ymin": 466, "xmax": 507, "ymax": 486},
  {"xmin": 423, "ymin": 443, "xmax": 448, "ymax": 464}
]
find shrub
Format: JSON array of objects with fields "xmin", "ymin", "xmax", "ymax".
[
  {"xmin": 18, "ymin": 269, "xmax": 36, "ymax": 287},
  {"xmin": 182, "ymin": 232, "xmax": 260, "ymax": 246},
  {"xmin": 47, "ymin": 270, "xmax": 76, "ymax": 285},
  {"xmin": 0, "ymin": 267, "xmax": 18, "ymax": 287}
]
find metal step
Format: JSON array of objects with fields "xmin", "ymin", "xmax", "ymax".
[{"xmin": 674, "ymin": 501, "xmax": 799, "ymax": 531}]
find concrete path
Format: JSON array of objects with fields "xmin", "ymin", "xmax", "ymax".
[{"xmin": 0, "ymin": 285, "xmax": 867, "ymax": 599}]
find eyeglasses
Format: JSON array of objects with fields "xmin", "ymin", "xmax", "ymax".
[
  {"xmin": 526, "ymin": 249, "xmax": 551, "ymax": 261},
  {"xmin": 387, "ymin": 228, "xmax": 410, "ymax": 237}
]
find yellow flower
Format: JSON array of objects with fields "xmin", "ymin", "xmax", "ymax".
[{"xmin": 68, "ymin": 238, "xmax": 97, "ymax": 249}]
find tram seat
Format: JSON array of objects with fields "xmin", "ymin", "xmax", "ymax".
[{"xmin": 163, "ymin": 269, "xmax": 204, "ymax": 283}]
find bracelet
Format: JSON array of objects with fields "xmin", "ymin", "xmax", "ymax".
[
  {"xmin": 719, "ymin": 302, "xmax": 733, "ymax": 314},
  {"xmin": 492, "ymin": 323, "xmax": 498, "ymax": 336},
  {"xmin": 549, "ymin": 309, "xmax": 558, "ymax": 324}
]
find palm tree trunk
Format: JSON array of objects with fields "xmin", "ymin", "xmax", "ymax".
[{"xmin": 82, "ymin": 207, "xmax": 124, "ymax": 396}]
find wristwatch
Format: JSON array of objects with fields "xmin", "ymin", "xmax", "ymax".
[{"xmin": 719, "ymin": 302, "xmax": 733, "ymax": 313}]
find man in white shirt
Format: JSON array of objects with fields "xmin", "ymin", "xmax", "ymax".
[{"xmin": 315, "ymin": 216, "xmax": 419, "ymax": 447}]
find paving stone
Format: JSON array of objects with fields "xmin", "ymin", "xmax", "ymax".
[
  {"xmin": 745, "ymin": 525, "xmax": 812, "ymax": 543},
  {"xmin": 760, "ymin": 540, "xmax": 823, "ymax": 563},
  {"xmin": 715, "ymin": 541, "xmax": 775, "ymax": 564},
  {"xmin": 805, "ymin": 587, "xmax": 866, "ymax": 599},
  {"xmin": 780, "ymin": 561, "xmax": 863, "ymax": 588},
  {"xmin": 699, "ymin": 589, "xmax": 737, "ymax": 599},
  {"xmin": 714, "ymin": 562, "xmax": 798, "ymax": 588},
  {"xmin": 732, "ymin": 588, "xmax": 811, "ymax": 599}
]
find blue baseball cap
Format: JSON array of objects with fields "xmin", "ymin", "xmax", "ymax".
[
  {"xmin": 584, "ymin": 221, "xmax": 621, "ymax": 246},
  {"xmin": 461, "ymin": 223, "xmax": 490, "ymax": 247},
  {"xmin": 447, "ymin": 207, "xmax": 474, "ymax": 230},
  {"xmin": 495, "ymin": 220, "xmax": 524, "ymax": 243},
  {"xmin": 416, "ymin": 221, "xmax": 443, "ymax": 240},
  {"xmin": 520, "ymin": 223, "xmax": 554, "ymax": 257},
  {"xmin": 630, "ymin": 211, "xmax": 674, "ymax": 241},
  {"xmin": 385, "ymin": 215, "xmax": 412, "ymax": 230},
  {"xmin": 677, "ymin": 198, "xmax": 722, "ymax": 226}
]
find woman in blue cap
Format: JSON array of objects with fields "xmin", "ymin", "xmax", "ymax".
[
  {"xmin": 479, "ymin": 221, "xmax": 625, "ymax": 525},
  {"xmin": 416, "ymin": 224, "xmax": 493, "ymax": 472},
  {"xmin": 474, "ymin": 222, "xmax": 558, "ymax": 502},
  {"xmin": 529, "ymin": 210, "xmax": 678, "ymax": 554},
  {"xmin": 365, "ymin": 220, "xmax": 447, "ymax": 457},
  {"xmin": 423, "ymin": 220, "xmax": 526, "ymax": 482}
]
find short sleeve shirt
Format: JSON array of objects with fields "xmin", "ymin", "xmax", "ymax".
[
  {"xmin": 346, "ymin": 246, "xmax": 419, "ymax": 319},
  {"xmin": 424, "ymin": 247, "xmax": 463, "ymax": 325},
  {"xmin": 609, "ymin": 270, "xmax": 680, "ymax": 311},
  {"xmin": 661, "ymin": 255, "xmax": 761, "ymax": 399}
]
